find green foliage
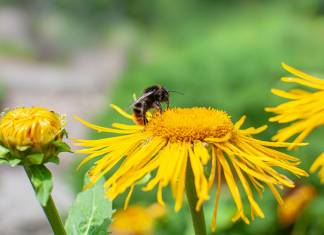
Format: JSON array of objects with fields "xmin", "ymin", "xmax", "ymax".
[
  {"xmin": 26, "ymin": 153, "xmax": 45, "ymax": 165},
  {"xmin": 0, "ymin": 41, "xmax": 35, "ymax": 59},
  {"xmin": 27, "ymin": 165, "xmax": 53, "ymax": 206},
  {"xmin": 0, "ymin": 80, "xmax": 5, "ymax": 104},
  {"xmin": 53, "ymin": 140, "xmax": 73, "ymax": 153},
  {"xmin": 0, "ymin": 139, "xmax": 71, "ymax": 166},
  {"xmin": 8, "ymin": 158, "xmax": 22, "ymax": 167},
  {"xmin": 65, "ymin": 177, "xmax": 113, "ymax": 235},
  {"xmin": 0, "ymin": 144, "xmax": 22, "ymax": 167},
  {"xmin": 0, "ymin": 145, "xmax": 9, "ymax": 157}
]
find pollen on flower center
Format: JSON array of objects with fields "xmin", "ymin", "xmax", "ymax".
[{"xmin": 145, "ymin": 107, "xmax": 234, "ymax": 141}]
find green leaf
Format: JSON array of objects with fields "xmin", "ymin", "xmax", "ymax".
[
  {"xmin": 26, "ymin": 153, "xmax": 44, "ymax": 165},
  {"xmin": 46, "ymin": 155, "xmax": 60, "ymax": 164},
  {"xmin": 0, "ymin": 158, "xmax": 8, "ymax": 164},
  {"xmin": 0, "ymin": 145, "xmax": 9, "ymax": 157},
  {"xmin": 8, "ymin": 158, "xmax": 21, "ymax": 167},
  {"xmin": 136, "ymin": 173, "xmax": 151, "ymax": 185},
  {"xmin": 61, "ymin": 129, "xmax": 69, "ymax": 138},
  {"xmin": 65, "ymin": 177, "xmax": 112, "ymax": 235},
  {"xmin": 28, "ymin": 165, "xmax": 53, "ymax": 206},
  {"xmin": 53, "ymin": 141, "xmax": 72, "ymax": 153},
  {"xmin": 16, "ymin": 145, "xmax": 30, "ymax": 151}
]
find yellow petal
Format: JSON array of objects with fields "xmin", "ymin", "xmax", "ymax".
[{"xmin": 111, "ymin": 104, "xmax": 135, "ymax": 120}]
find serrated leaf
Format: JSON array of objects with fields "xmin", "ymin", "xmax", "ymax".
[
  {"xmin": 0, "ymin": 145, "xmax": 9, "ymax": 157},
  {"xmin": 65, "ymin": 178, "xmax": 112, "ymax": 235},
  {"xmin": 8, "ymin": 158, "xmax": 21, "ymax": 167},
  {"xmin": 28, "ymin": 165, "xmax": 53, "ymax": 206},
  {"xmin": 53, "ymin": 141, "xmax": 72, "ymax": 153},
  {"xmin": 27, "ymin": 153, "xmax": 44, "ymax": 165}
]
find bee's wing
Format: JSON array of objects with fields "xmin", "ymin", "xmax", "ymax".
[{"xmin": 129, "ymin": 91, "xmax": 155, "ymax": 108}]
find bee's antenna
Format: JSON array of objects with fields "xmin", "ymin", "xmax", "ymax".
[{"xmin": 168, "ymin": 90, "xmax": 184, "ymax": 95}]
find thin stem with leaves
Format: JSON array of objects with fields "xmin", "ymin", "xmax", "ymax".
[{"xmin": 24, "ymin": 166, "xmax": 67, "ymax": 235}]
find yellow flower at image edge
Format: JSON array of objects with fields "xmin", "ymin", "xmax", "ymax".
[
  {"xmin": 0, "ymin": 107, "xmax": 68, "ymax": 166},
  {"xmin": 0, "ymin": 107, "xmax": 64, "ymax": 148},
  {"xmin": 75, "ymin": 105, "xmax": 307, "ymax": 230},
  {"xmin": 110, "ymin": 204, "xmax": 165, "ymax": 235},
  {"xmin": 266, "ymin": 63, "xmax": 324, "ymax": 182}
]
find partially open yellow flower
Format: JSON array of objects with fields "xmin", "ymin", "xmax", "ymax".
[
  {"xmin": 266, "ymin": 63, "xmax": 324, "ymax": 181},
  {"xmin": 110, "ymin": 204, "xmax": 165, "ymax": 235},
  {"xmin": 0, "ymin": 107, "xmax": 64, "ymax": 149},
  {"xmin": 0, "ymin": 107, "xmax": 69, "ymax": 166},
  {"xmin": 278, "ymin": 185, "xmax": 316, "ymax": 226},
  {"xmin": 75, "ymin": 104, "xmax": 307, "ymax": 230}
]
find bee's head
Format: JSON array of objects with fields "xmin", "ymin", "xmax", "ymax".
[{"xmin": 156, "ymin": 86, "xmax": 169, "ymax": 102}]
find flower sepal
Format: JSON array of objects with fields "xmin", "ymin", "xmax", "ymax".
[
  {"xmin": 52, "ymin": 140, "xmax": 72, "ymax": 154},
  {"xmin": 16, "ymin": 145, "xmax": 30, "ymax": 151},
  {"xmin": 26, "ymin": 153, "xmax": 45, "ymax": 165},
  {"xmin": 0, "ymin": 138, "xmax": 71, "ymax": 167},
  {"xmin": 46, "ymin": 155, "xmax": 60, "ymax": 164},
  {"xmin": 0, "ymin": 144, "xmax": 22, "ymax": 167},
  {"xmin": 0, "ymin": 145, "xmax": 10, "ymax": 164},
  {"xmin": 0, "ymin": 144, "xmax": 9, "ymax": 158},
  {"xmin": 0, "ymin": 158, "xmax": 22, "ymax": 167}
]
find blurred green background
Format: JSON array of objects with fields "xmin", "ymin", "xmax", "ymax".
[{"xmin": 1, "ymin": 0, "xmax": 324, "ymax": 234}]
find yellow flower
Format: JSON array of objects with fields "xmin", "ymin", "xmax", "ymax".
[
  {"xmin": 0, "ymin": 107, "xmax": 69, "ymax": 166},
  {"xmin": 110, "ymin": 204, "xmax": 165, "ymax": 235},
  {"xmin": 266, "ymin": 63, "xmax": 324, "ymax": 181},
  {"xmin": 310, "ymin": 153, "xmax": 324, "ymax": 183},
  {"xmin": 278, "ymin": 185, "xmax": 316, "ymax": 226},
  {"xmin": 75, "ymin": 104, "xmax": 307, "ymax": 230},
  {"xmin": 0, "ymin": 107, "xmax": 64, "ymax": 149}
]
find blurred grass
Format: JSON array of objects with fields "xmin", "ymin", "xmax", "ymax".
[
  {"xmin": 0, "ymin": 41, "xmax": 35, "ymax": 59},
  {"xmin": 0, "ymin": 80, "xmax": 6, "ymax": 107},
  {"xmin": 72, "ymin": 1, "xmax": 324, "ymax": 235}
]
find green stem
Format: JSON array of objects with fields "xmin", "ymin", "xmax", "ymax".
[
  {"xmin": 24, "ymin": 166, "xmax": 67, "ymax": 235},
  {"xmin": 185, "ymin": 163, "xmax": 207, "ymax": 235}
]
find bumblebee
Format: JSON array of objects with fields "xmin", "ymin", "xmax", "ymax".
[{"xmin": 131, "ymin": 85, "xmax": 170, "ymax": 125}]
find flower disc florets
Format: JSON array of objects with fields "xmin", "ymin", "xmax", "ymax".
[
  {"xmin": 146, "ymin": 107, "xmax": 234, "ymax": 142},
  {"xmin": 0, "ymin": 107, "xmax": 70, "ymax": 166}
]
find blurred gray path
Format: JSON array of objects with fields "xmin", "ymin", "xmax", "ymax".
[{"xmin": 0, "ymin": 46, "xmax": 125, "ymax": 234}]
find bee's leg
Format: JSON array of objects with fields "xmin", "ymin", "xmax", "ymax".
[
  {"xmin": 153, "ymin": 101, "xmax": 163, "ymax": 114},
  {"xmin": 166, "ymin": 100, "xmax": 170, "ymax": 109},
  {"xmin": 143, "ymin": 116, "xmax": 148, "ymax": 125},
  {"xmin": 143, "ymin": 102, "xmax": 148, "ymax": 125}
]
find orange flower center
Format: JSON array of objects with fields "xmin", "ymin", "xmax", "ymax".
[{"xmin": 146, "ymin": 107, "xmax": 234, "ymax": 141}]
